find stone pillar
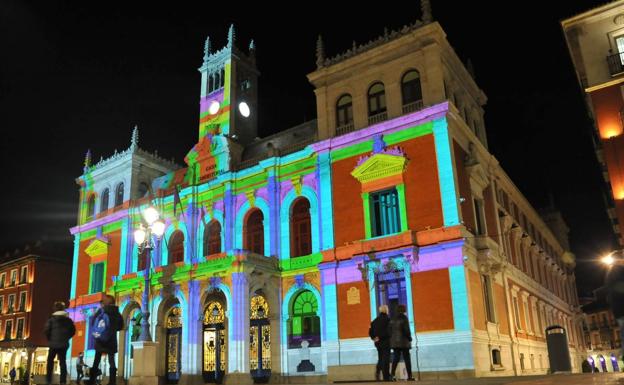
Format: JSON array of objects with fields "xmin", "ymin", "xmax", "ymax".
[
  {"xmin": 226, "ymin": 272, "xmax": 249, "ymax": 384},
  {"xmin": 128, "ymin": 341, "xmax": 159, "ymax": 385}
]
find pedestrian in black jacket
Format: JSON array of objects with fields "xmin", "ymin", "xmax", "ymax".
[
  {"xmin": 86, "ymin": 295, "xmax": 124, "ymax": 385},
  {"xmin": 369, "ymin": 305, "xmax": 391, "ymax": 381},
  {"xmin": 389, "ymin": 304, "xmax": 414, "ymax": 381},
  {"xmin": 44, "ymin": 301, "xmax": 76, "ymax": 385}
]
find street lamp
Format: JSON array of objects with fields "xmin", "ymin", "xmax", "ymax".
[
  {"xmin": 133, "ymin": 206, "xmax": 165, "ymax": 342},
  {"xmin": 601, "ymin": 252, "xmax": 615, "ymax": 266}
]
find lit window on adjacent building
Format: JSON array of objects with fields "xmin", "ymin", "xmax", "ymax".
[
  {"xmin": 4, "ymin": 320, "xmax": 12, "ymax": 341},
  {"xmin": 370, "ymin": 188, "xmax": 401, "ymax": 237},
  {"xmin": 19, "ymin": 266, "xmax": 27, "ymax": 284},
  {"xmin": 9, "ymin": 271, "xmax": 16, "ymax": 287},
  {"xmin": 15, "ymin": 318, "xmax": 24, "ymax": 340},
  {"xmin": 18, "ymin": 292, "xmax": 26, "ymax": 312}
]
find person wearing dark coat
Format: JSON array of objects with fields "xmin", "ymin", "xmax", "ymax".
[
  {"xmin": 369, "ymin": 305, "xmax": 391, "ymax": 381},
  {"xmin": 86, "ymin": 295, "xmax": 124, "ymax": 385},
  {"xmin": 44, "ymin": 301, "xmax": 76, "ymax": 385},
  {"xmin": 389, "ymin": 304, "xmax": 414, "ymax": 381}
]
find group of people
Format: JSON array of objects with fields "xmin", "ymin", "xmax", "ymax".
[
  {"xmin": 43, "ymin": 294, "xmax": 123, "ymax": 385},
  {"xmin": 369, "ymin": 304, "xmax": 415, "ymax": 382}
]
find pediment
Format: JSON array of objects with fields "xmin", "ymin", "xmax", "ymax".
[
  {"xmin": 351, "ymin": 153, "xmax": 408, "ymax": 183},
  {"xmin": 85, "ymin": 237, "xmax": 109, "ymax": 258}
]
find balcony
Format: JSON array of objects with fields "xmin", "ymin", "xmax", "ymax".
[
  {"xmin": 368, "ymin": 111, "xmax": 388, "ymax": 125},
  {"xmin": 402, "ymin": 100, "xmax": 424, "ymax": 114},
  {"xmin": 336, "ymin": 122, "xmax": 355, "ymax": 136},
  {"xmin": 607, "ymin": 52, "xmax": 624, "ymax": 76}
]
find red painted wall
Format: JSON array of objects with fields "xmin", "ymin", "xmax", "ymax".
[
  {"xmin": 411, "ymin": 269, "xmax": 454, "ymax": 331},
  {"xmin": 337, "ymin": 281, "xmax": 371, "ymax": 339}
]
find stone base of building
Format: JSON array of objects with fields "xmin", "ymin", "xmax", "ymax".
[{"xmin": 327, "ymin": 364, "xmax": 476, "ymax": 382}]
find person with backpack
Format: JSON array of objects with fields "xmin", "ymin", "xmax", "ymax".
[
  {"xmin": 86, "ymin": 295, "xmax": 124, "ymax": 385},
  {"xmin": 44, "ymin": 301, "xmax": 76, "ymax": 385},
  {"xmin": 9, "ymin": 367, "xmax": 16, "ymax": 385},
  {"xmin": 369, "ymin": 305, "xmax": 391, "ymax": 381}
]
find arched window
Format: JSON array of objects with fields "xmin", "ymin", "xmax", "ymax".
[
  {"xmin": 100, "ymin": 189, "xmax": 109, "ymax": 213},
  {"xmin": 336, "ymin": 94, "xmax": 353, "ymax": 129},
  {"xmin": 368, "ymin": 82, "xmax": 386, "ymax": 117},
  {"xmin": 244, "ymin": 209, "xmax": 264, "ymax": 255},
  {"xmin": 115, "ymin": 183, "xmax": 125, "ymax": 207},
  {"xmin": 168, "ymin": 230, "xmax": 185, "ymax": 264},
  {"xmin": 86, "ymin": 195, "xmax": 96, "ymax": 221},
  {"xmin": 401, "ymin": 70, "xmax": 422, "ymax": 111},
  {"xmin": 290, "ymin": 198, "xmax": 311, "ymax": 258},
  {"xmin": 204, "ymin": 220, "xmax": 222, "ymax": 256},
  {"xmin": 138, "ymin": 182, "xmax": 149, "ymax": 198},
  {"xmin": 288, "ymin": 291, "xmax": 320, "ymax": 348}
]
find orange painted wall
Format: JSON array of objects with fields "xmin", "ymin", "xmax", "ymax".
[
  {"xmin": 494, "ymin": 283, "xmax": 509, "ymax": 335},
  {"xmin": 468, "ymin": 270, "xmax": 486, "ymax": 331},
  {"xmin": 411, "ymin": 269, "xmax": 454, "ymax": 331},
  {"xmin": 75, "ymin": 239, "xmax": 92, "ymax": 297},
  {"xmin": 332, "ymin": 157, "xmax": 365, "ymax": 246},
  {"xmin": 72, "ymin": 321, "xmax": 86, "ymax": 356},
  {"xmin": 337, "ymin": 281, "xmax": 371, "ymax": 339},
  {"xmin": 403, "ymin": 135, "xmax": 443, "ymax": 231},
  {"xmin": 453, "ymin": 142, "xmax": 475, "ymax": 232},
  {"xmin": 332, "ymin": 134, "xmax": 443, "ymax": 246}
]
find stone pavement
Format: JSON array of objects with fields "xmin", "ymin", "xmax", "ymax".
[{"xmin": 337, "ymin": 373, "xmax": 624, "ymax": 385}]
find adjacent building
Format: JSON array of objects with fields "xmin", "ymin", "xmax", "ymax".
[
  {"xmin": 562, "ymin": 0, "xmax": 624, "ymax": 246},
  {"xmin": 68, "ymin": 9, "xmax": 584, "ymax": 384},
  {"xmin": 580, "ymin": 299, "xmax": 621, "ymax": 372},
  {"xmin": 0, "ymin": 246, "xmax": 71, "ymax": 381}
]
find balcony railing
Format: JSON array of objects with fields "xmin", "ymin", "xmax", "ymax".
[
  {"xmin": 402, "ymin": 100, "xmax": 424, "ymax": 114},
  {"xmin": 368, "ymin": 111, "xmax": 388, "ymax": 125},
  {"xmin": 607, "ymin": 52, "xmax": 624, "ymax": 76},
  {"xmin": 336, "ymin": 122, "xmax": 355, "ymax": 136}
]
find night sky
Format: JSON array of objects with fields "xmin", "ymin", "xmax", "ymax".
[{"xmin": 0, "ymin": 1, "xmax": 615, "ymax": 293}]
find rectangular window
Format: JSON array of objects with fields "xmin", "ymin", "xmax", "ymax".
[
  {"xmin": 524, "ymin": 302, "xmax": 532, "ymax": 333},
  {"xmin": 0, "ymin": 296, "xmax": 4, "ymax": 314},
  {"xmin": 10, "ymin": 270, "xmax": 17, "ymax": 286},
  {"xmin": 617, "ymin": 35, "xmax": 624, "ymax": 64},
  {"xmin": 7, "ymin": 295, "xmax": 15, "ymax": 314},
  {"xmin": 5, "ymin": 320, "xmax": 12, "ymax": 340},
  {"xmin": 370, "ymin": 188, "xmax": 401, "ymax": 237},
  {"xmin": 474, "ymin": 199, "xmax": 486, "ymax": 235},
  {"xmin": 0, "ymin": 273, "xmax": 6, "ymax": 288},
  {"xmin": 15, "ymin": 318, "xmax": 24, "ymax": 340},
  {"xmin": 90, "ymin": 263, "xmax": 105, "ymax": 294},
  {"xmin": 18, "ymin": 292, "xmax": 26, "ymax": 312},
  {"xmin": 481, "ymin": 275, "xmax": 495, "ymax": 323},
  {"xmin": 19, "ymin": 266, "xmax": 27, "ymax": 284},
  {"xmin": 513, "ymin": 297, "xmax": 521, "ymax": 330}
]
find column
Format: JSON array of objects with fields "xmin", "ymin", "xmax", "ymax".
[{"xmin": 230, "ymin": 272, "xmax": 250, "ymax": 374}]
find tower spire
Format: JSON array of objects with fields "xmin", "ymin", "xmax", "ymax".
[
  {"xmin": 316, "ymin": 35, "xmax": 325, "ymax": 69},
  {"xmin": 421, "ymin": 0, "xmax": 433, "ymax": 23},
  {"xmin": 227, "ymin": 24, "xmax": 236, "ymax": 48},
  {"xmin": 130, "ymin": 125, "xmax": 139, "ymax": 150},
  {"xmin": 203, "ymin": 36, "xmax": 211, "ymax": 65},
  {"xmin": 84, "ymin": 149, "xmax": 92, "ymax": 173}
]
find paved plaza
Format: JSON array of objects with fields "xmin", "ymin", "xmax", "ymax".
[{"xmin": 337, "ymin": 373, "xmax": 624, "ymax": 385}]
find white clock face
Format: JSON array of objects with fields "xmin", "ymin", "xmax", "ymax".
[
  {"xmin": 238, "ymin": 102, "xmax": 250, "ymax": 118},
  {"xmin": 208, "ymin": 101, "xmax": 220, "ymax": 115}
]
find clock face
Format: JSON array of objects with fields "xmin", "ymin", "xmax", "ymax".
[
  {"xmin": 238, "ymin": 102, "xmax": 250, "ymax": 118},
  {"xmin": 208, "ymin": 101, "xmax": 220, "ymax": 115}
]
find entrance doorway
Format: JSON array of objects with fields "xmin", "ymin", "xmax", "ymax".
[
  {"xmin": 249, "ymin": 294, "xmax": 271, "ymax": 383},
  {"xmin": 165, "ymin": 305, "xmax": 182, "ymax": 384},
  {"xmin": 203, "ymin": 300, "xmax": 226, "ymax": 384},
  {"xmin": 375, "ymin": 268, "xmax": 407, "ymax": 317}
]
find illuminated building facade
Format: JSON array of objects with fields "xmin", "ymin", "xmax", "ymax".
[
  {"xmin": 68, "ymin": 14, "xmax": 584, "ymax": 384},
  {"xmin": 580, "ymin": 299, "xmax": 621, "ymax": 372},
  {"xmin": 562, "ymin": 1, "xmax": 624, "ymax": 246},
  {"xmin": 0, "ymin": 249, "xmax": 71, "ymax": 382}
]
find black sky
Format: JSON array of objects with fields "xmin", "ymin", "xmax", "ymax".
[{"xmin": 0, "ymin": 1, "xmax": 616, "ymax": 293}]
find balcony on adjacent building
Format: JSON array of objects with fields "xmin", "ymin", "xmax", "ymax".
[
  {"xmin": 607, "ymin": 51, "xmax": 624, "ymax": 76},
  {"xmin": 402, "ymin": 100, "xmax": 424, "ymax": 115},
  {"xmin": 368, "ymin": 111, "xmax": 388, "ymax": 125},
  {"xmin": 336, "ymin": 122, "xmax": 355, "ymax": 136}
]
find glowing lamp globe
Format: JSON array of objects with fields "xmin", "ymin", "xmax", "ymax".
[
  {"xmin": 134, "ymin": 227, "xmax": 146, "ymax": 245},
  {"xmin": 209, "ymin": 101, "xmax": 220, "ymax": 115},
  {"xmin": 143, "ymin": 206, "xmax": 160, "ymax": 225},
  {"xmin": 152, "ymin": 219, "xmax": 166, "ymax": 238},
  {"xmin": 602, "ymin": 254, "xmax": 615, "ymax": 266},
  {"xmin": 238, "ymin": 102, "xmax": 250, "ymax": 117}
]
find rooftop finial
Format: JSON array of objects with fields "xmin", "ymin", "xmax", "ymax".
[
  {"xmin": 316, "ymin": 35, "xmax": 325, "ymax": 69},
  {"xmin": 131, "ymin": 125, "xmax": 139, "ymax": 149},
  {"xmin": 84, "ymin": 149, "xmax": 92, "ymax": 172},
  {"xmin": 228, "ymin": 24, "xmax": 236, "ymax": 48},
  {"xmin": 421, "ymin": 0, "xmax": 432, "ymax": 23},
  {"xmin": 203, "ymin": 36, "xmax": 211, "ymax": 64}
]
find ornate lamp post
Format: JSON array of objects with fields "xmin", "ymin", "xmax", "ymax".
[{"xmin": 133, "ymin": 206, "xmax": 165, "ymax": 342}]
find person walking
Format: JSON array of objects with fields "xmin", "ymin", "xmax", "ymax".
[
  {"xmin": 76, "ymin": 352, "xmax": 86, "ymax": 384},
  {"xmin": 85, "ymin": 295, "xmax": 124, "ymax": 385},
  {"xmin": 44, "ymin": 301, "xmax": 76, "ymax": 385},
  {"xmin": 389, "ymin": 304, "xmax": 414, "ymax": 381},
  {"xmin": 10, "ymin": 367, "xmax": 16, "ymax": 385},
  {"xmin": 369, "ymin": 305, "xmax": 391, "ymax": 381}
]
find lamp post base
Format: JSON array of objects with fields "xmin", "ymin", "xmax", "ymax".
[{"xmin": 129, "ymin": 341, "xmax": 159, "ymax": 385}]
